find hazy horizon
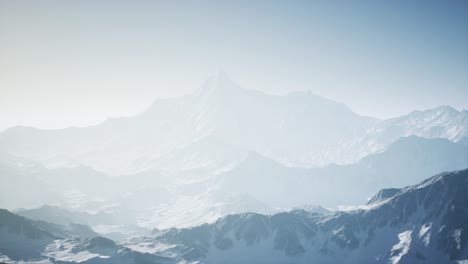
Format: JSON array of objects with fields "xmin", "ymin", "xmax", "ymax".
[
  {"xmin": 0, "ymin": 72, "xmax": 467, "ymax": 133},
  {"xmin": 1, "ymin": 0, "xmax": 467, "ymax": 131}
]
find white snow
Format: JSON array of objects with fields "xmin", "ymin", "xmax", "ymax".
[
  {"xmin": 453, "ymin": 228, "xmax": 463, "ymax": 250},
  {"xmin": 43, "ymin": 240, "xmax": 105, "ymax": 263},
  {"xmin": 419, "ymin": 223, "xmax": 432, "ymax": 246},
  {"xmin": 390, "ymin": 230, "xmax": 413, "ymax": 264}
]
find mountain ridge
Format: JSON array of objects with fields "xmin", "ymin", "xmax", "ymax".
[
  {"xmin": 131, "ymin": 169, "xmax": 468, "ymax": 264},
  {"xmin": 0, "ymin": 74, "xmax": 466, "ymax": 175},
  {"xmin": 1, "ymin": 169, "xmax": 467, "ymax": 263}
]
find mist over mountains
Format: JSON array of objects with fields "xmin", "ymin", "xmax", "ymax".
[
  {"xmin": 1, "ymin": 73, "xmax": 467, "ymax": 263},
  {"xmin": 1, "ymin": 74, "xmax": 468, "ymax": 217},
  {"xmin": 1, "ymin": 73, "xmax": 466, "ymax": 176}
]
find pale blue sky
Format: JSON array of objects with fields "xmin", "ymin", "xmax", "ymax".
[{"xmin": 0, "ymin": 0, "xmax": 467, "ymax": 130}]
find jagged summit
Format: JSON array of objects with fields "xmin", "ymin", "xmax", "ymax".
[
  {"xmin": 195, "ymin": 71, "xmax": 245, "ymax": 96},
  {"xmin": 366, "ymin": 188, "xmax": 400, "ymax": 205}
]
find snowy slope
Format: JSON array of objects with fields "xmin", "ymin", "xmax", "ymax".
[
  {"xmin": 0, "ymin": 209, "xmax": 174, "ymax": 263},
  {"xmin": 351, "ymin": 106, "xmax": 468, "ymax": 159},
  {"xmin": 0, "ymin": 209, "xmax": 97, "ymax": 260},
  {"xmin": 131, "ymin": 169, "xmax": 468, "ymax": 264}
]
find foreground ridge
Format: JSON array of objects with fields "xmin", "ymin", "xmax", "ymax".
[
  {"xmin": 128, "ymin": 169, "xmax": 468, "ymax": 263},
  {"xmin": 1, "ymin": 169, "xmax": 467, "ymax": 263}
]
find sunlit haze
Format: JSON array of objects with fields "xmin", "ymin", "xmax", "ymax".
[
  {"xmin": 1, "ymin": 0, "xmax": 467, "ymax": 131},
  {"xmin": 1, "ymin": 2, "xmax": 468, "ymax": 263}
]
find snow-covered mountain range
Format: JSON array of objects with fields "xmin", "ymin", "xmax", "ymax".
[
  {"xmin": 0, "ymin": 73, "xmax": 466, "ymax": 176},
  {"xmin": 0, "ymin": 74, "xmax": 467, "ymax": 234},
  {"xmin": 125, "ymin": 169, "xmax": 468, "ymax": 264},
  {"xmin": 1, "ymin": 169, "xmax": 466, "ymax": 263},
  {"xmin": 1, "ymin": 73, "xmax": 467, "ymax": 262}
]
